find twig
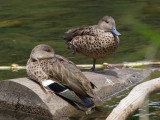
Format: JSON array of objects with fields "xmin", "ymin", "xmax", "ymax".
[{"xmin": 0, "ymin": 61, "xmax": 160, "ymax": 71}]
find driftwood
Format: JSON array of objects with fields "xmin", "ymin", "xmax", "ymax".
[{"xmin": 106, "ymin": 77, "xmax": 160, "ymax": 120}]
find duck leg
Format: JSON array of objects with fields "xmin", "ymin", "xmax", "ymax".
[{"xmin": 91, "ymin": 59, "xmax": 96, "ymax": 72}]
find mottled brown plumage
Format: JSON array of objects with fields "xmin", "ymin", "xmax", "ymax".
[
  {"xmin": 64, "ymin": 16, "xmax": 121, "ymax": 71},
  {"xmin": 26, "ymin": 44, "xmax": 96, "ymax": 98}
]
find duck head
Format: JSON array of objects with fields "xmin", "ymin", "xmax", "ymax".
[
  {"xmin": 98, "ymin": 16, "xmax": 121, "ymax": 36},
  {"xmin": 30, "ymin": 44, "xmax": 55, "ymax": 61}
]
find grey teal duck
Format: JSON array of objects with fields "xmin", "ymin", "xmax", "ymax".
[
  {"xmin": 26, "ymin": 44, "xmax": 96, "ymax": 109},
  {"xmin": 64, "ymin": 16, "xmax": 121, "ymax": 71}
]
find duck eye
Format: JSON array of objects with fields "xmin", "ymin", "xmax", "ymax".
[
  {"xmin": 105, "ymin": 21, "xmax": 109, "ymax": 23},
  {"xmin": 45, "ymin": 49, "xmax": 51, "ymax": 52}
]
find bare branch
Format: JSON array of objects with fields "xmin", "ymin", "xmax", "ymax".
[{"xmin": 106, "ymin": 77, "xmax": 160, "ymax": 120}]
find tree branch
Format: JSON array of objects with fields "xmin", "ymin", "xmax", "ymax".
[{"xmin": 106, "ymin": 77, "xmax": 160, "ymax": 120}]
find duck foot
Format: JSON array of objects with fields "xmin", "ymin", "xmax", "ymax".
[
  {"xmin": 72, "ymin": 45, "xmax": 77, "ymax": 55},
  {"xmin": 90, "ymin": 67, "xmax": 95, "ymax": 72},
  {"xmin": 72, "ymin": 50, "xmax": 76, "ymax": 55}
]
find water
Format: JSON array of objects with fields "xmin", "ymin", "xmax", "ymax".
[
  {"xmin": 0, "ymin": 0, "xmax": 160, "ymax": 119},
  {"xmin": 102, "ymin": 70, "xmax": 160, "ymax": 120}
]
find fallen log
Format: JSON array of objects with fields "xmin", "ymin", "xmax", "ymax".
[
  {"xmin": 106, "ymin": 77, "xmax": 160, "ymax": 120},
  {"xmin": 0, "ymin": 68, "xmax": 151, "ymax": 120}
]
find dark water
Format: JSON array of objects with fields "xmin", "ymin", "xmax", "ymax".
[{"xmin": 0, "ymin": 0, "xmax": 160, "ymax": 119}]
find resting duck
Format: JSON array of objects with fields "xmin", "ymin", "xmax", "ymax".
[
  {"xmin": 64, "ymin": 16, "xmax": 121, "ymax": 71},
  {"xmin": 26, "ymin": 44, "xmax": 96, "ymax": 109}
]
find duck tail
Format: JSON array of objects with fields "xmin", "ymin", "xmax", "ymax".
[
  {"xmin": 79, "ymin": 96, "xmax": 94, "ymax": 108},
  {"xmin": 42, "ymin": 80, "xmax": 91, "ymax": 104}
]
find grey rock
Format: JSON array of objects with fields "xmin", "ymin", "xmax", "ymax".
[{"xmin": 0, "ymin": 68, "xmax": 151, "ymax": 120}]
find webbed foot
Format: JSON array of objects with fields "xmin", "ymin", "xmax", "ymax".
[
  {"xmin": 72, "ymin": 46, "xmax": 76, "ymax": 55},
  {"xmin": 90, "ymin": 67, "xmax": 95, "ymax": 72}
]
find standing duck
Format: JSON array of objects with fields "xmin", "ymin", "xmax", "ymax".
[
  {"xmin": 26, "ymin": 44, "xmax": 96, "ymax": 109},
  {"xmin": 64, "ymin": 16, "xmax": 121, "ymax": 71}
]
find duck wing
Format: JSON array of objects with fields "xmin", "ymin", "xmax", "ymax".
[
  {"xmin": 64, "ymin": 25, "xmax": 98, "ymax": 42},
  {"xmin": 49, "ymin": 55, "xmax": 96, "ymax": 98}
]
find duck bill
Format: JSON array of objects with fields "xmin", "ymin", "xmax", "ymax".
[{"xmin": 111, "ymin": 27, "xmax": 121, "ymax": 36}]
